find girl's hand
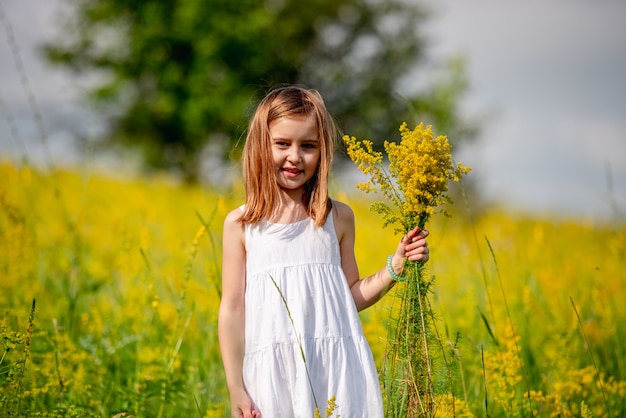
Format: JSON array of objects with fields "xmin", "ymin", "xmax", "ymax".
[
  {"xmin": 387, "ymin": 226, "xmax": 428, "ymax": 279},
  {"xmin": 396, "ymin": 226, "xmax": 430, "ymax": 263},
  {"xmin": 230, "ymin": 390, "xmax": 261, "ymax": 418}
]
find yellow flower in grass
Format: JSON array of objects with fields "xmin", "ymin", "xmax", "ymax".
[
  {"xmin": 434, "ymin": 393, "xmax": 475, "ymax": 417},
  {"xmin": 343, "ymin": 122, "xmax": 470, "ymax": 231}
]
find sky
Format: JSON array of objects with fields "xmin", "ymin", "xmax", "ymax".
[
  {"xmin": 1, "ymin": 0, "xmax": 625, "ymax": 220},
  {"xmin": 426, "ymin": 0, "xmax": 626, "ymax": 219}
]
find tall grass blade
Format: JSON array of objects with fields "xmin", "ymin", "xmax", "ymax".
[
  {"xmin": 0, "ymin": 3, "xmax": 52, "ymax": 169},
  {"xmin": 485, "ymin": 236, "xmax": 532, "ymax": 413},
  {"xmin": 461, "ymin": 183, "xmax": 499, "ymax": 342},
  {"xmin": 478, "ymin": 309, "xmax": 499, "ymax": 346},
  {"xmin": 570, "ymin": 296, "xmax": 611, "ymax": 417},
  {"xmin": 269, "ymin": 275, "xmax": 319, "ymax": 411},
  {"xmin": 52, "ymin": 318, "xmax": 66, "ymax": 394},
  {"xmin": 481, "ymin": 345, "xmax": 490, "ymax": 418},
  {"xmin": 0, "ymin": 93, "xmax": 30, "ymax": 165},
  {"xmin": 11, "ymin": 299, "xmax": 36, "ymax": 415},
  {"xmin": 196, "ymin": 209, "xmax": 222, "ymax": 299}
]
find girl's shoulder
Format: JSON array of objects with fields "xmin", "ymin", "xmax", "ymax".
[
  {"xmin": 223, "ymin": 207, "xmax": 246, "ymax": 246},
  {"xmin": 223, "ymin": 207, "xmax": 245, "ymax": 235},
  {"xmin": 224, "ymin": 206, "xmax": 244, "ymax": 224},
  {"xmin": 330, "ymin": 199, "xmax": 355, "ymax": 233},
  {"xmin": 331, "ymin": 199, "xmax": 354, "ymax": 219}
]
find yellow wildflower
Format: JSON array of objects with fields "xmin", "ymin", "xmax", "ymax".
[
  {"xmin": 343, "ymin": 122, "xmax": 470, "ymax": 231},
  {"xmin": 313, "ymin": 396, "xmax": 339, "ymax": 417},
  {"xmin": 580, "ymin": 401, "xmax": 593, "ymax": 418}
]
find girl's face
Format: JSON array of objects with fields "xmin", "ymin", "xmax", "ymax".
[{"xmin": 269, "ymin": 114, "xmax": 320, "ymax": 197}]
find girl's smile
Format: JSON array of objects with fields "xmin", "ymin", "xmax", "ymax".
[
  {"xmin": 269, "ymin": 114, "xmax": 320, "ymax": 195},
  {"xmin": 281, "ymin": 167, "xmax": 303, "ymax": 177}
]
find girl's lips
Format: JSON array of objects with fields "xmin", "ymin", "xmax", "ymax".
[{"xmin": 282, "ymin": 167, "xmax": 302, "ymax": 176}]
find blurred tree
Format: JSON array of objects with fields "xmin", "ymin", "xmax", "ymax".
[{"xmin": 43, "ymin": 0, "xmax": 477, "ymax": 182}]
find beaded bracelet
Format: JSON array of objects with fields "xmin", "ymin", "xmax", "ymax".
[{"xmin": 386, "ymin": 254, "xmax": 405, "ymax": 282}]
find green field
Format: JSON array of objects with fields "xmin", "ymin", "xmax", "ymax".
[{"xmin": 1, "ymin": 162, "xmax": 624, "ymax": 417}]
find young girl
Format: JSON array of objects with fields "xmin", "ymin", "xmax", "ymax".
[{"xmin": 218, "ymin": 86, "xmax": 429, "ymax": 418}]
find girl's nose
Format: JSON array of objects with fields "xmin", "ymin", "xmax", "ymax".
[{"xmin": 287, "ymin": 146, "xmax": 302, "ymax": 163}]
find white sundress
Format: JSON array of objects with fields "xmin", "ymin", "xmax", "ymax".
[{"xmin": 243, "ymin": 210, "xmax": 384, "ymax": 417}]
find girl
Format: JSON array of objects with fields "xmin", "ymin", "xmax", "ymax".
[{"xmin": 218, "ymin": 86, "xmax": 429, "ymax": 417}]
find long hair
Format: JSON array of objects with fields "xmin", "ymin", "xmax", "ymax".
[{"xmin": 240, "ymin": 86, "xmax": 337, "ymax": 227}]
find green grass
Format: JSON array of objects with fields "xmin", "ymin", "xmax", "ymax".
[{"xmin": 1, "ymin": 162, "xmax": 625, "ymax": 417}]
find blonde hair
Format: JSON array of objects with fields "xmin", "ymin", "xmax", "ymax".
[{"xmin": 240, "ymin": 86, "xmax": 337, "ymax": 227}]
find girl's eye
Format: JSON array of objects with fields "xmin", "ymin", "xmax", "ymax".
[{"xmin": 302, "ymin": 143, "xmax": 317, "ymax": 149}]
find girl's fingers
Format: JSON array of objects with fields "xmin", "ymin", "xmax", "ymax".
[
  {"xmin": 399, "ymin": 228, "xmax": 429, "ymax": 262},
  {"xmin": 407, "ymin": 246, "xmax": 429, "ymax": 262},
  {"xmin": 407, "ymin": 226, "xmax": 421, "ymax": 240},
  {"xmin": 406, "ymin": 245, "xmax": 427, "ymax": 257},
  {"xmin": 405, "ymin": 239, "xmax": 428, "ymax": 253},
  {"xmin": 408, "ymin": 228, "xmax": 429, "ymax": 242},
  {"xmin": 404, "ymin": 229, "xmax": 429, "ymax": 261}
]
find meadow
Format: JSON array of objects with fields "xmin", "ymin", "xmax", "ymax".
[{"xmin": 1, "ymin": 161, "xmax": 625, "ymax": 417}]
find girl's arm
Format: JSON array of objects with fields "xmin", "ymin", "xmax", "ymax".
[
  {"xmin": 218, "ymin": 209, "xmax": 260, "ymax": 418},
  {"xmin": 333, "ymin": 201, "xmax": 429, "ymax": 312}
]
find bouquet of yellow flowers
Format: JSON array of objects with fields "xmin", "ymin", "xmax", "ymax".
[
  {"xmin": 343, "ymin": 122, "xmax": 470, "ymax": 232},
  {"xmin": 343, "ymin": 122, "xmax": 471, "ymax": 417}
]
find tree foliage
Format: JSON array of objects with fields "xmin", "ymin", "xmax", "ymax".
[{"xmin": 44, "ymin": 0, "xmax": 476, "ymax": 181}]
